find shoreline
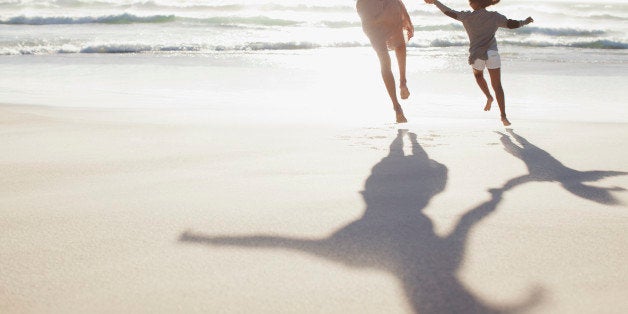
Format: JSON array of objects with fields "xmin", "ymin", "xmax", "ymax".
[{"xmin": 1, "ymin": 47, "xmax": 627, "ymax": 125}]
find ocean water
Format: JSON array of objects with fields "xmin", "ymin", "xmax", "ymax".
[{"xmin": 1, "ymin": 0, "xmax": 627, "ymax": 55}]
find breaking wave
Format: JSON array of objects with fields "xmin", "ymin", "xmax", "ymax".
[{"xmin": 0, "ymin": 13, "xmax": 175, "ymax": 25}]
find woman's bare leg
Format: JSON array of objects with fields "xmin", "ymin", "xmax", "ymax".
[
  {"xmin": 473, "ymin": 68, "xmax": 493, "ymax": 111},
  {"xmin": 487, "ymin": 67, "xmax": 510, "ymax": 126},
  {"xmin": 374, "ymin": 43, "xmax": 407, "ymax": 123},
  {"xmin": 395, "ymin": 40, "xmax": 409, "ymax": 100}
]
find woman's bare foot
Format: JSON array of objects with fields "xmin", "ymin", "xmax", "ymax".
[
  {"xmin": 400, "ymin": 85, "xmax": 410, "ymax": 100},
  {"xmin": 395, "ymin": 107, "xmax": 408, "ymax": 123},
  {"xmin": 396, "ymin": 112, "xmax": 408, "ymax": 123},
  {"xmin": 501, "ymin": 117, "xmax": 511, "ymax": 126},
  {"xmin": 484, "ymin": 96, "xmax": 493, "ymax": 111}
]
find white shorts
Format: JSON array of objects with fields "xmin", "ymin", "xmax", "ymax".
[{"xmin": 472, "ymin": 50, "xmax": 501, "ymax": 71}]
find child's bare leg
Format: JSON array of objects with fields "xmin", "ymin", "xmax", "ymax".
[
  {"xmin": 488, "ymin": 68, "xmax": 510, "ymax": 126},
  {"xmin": 375, "ymin": 45, "xmax": 407, "ymax": 123},
  {"xmin": 473, "ymin": 69, "xmax": 493, "ymax": 111},
  {"xmin": 394, "ymin": 39, "xmax": 410, "ymax": 100}
]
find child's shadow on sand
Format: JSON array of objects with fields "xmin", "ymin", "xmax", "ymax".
[
  {"xmin": 180, "ymin": 130, "xmax": 544, "ymax": 313},
  {"xmin": 497, "ymin": 129, "xmax": 626, "ymax": 204}
]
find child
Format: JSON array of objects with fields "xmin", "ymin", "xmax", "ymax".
[{"xmin": 424, "ymin": 0, "xmax": 533, "ymax": 126}]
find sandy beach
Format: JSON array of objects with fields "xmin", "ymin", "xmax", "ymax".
[{"xmin": 1, "ymin": 80, "xmax": 627, "ymax": 313}]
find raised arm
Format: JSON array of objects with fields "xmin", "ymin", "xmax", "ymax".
[
  {"xmin": 504, "ymin": 16, "xmax": 534, "ymax": 29},
  {"xmin": 425, "ymin": 0, "xmax": 462, "ymax": 20}
]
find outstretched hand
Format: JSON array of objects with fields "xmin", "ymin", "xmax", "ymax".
[{"xmin": 524, "ymin": 17, "xmax": 534, "ymax": 24}]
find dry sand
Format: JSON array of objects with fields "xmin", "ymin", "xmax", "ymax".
[{"xmin": 1, "ymin": 104, "xmax": 627, "ymax": 313}]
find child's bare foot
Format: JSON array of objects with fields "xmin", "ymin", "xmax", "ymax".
[
  {"xmin": 400, "ymin": 85, "xmax": 410, "ymax": 100},
  {"xmin": 484, "ymin": 96, "xmax": 493, "ymax": 111},
  {"xmin": 501, "ymin": 117, "xmax": 511, "ymax": 126}
]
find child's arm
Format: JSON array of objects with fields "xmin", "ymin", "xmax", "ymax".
[
  {"xmin": 425, "ymin": 0, "xmax": 462, "ymax": 20},
  {"xmin": 504, "ymin": 16, "xmax": 534, "ymax": 29}
]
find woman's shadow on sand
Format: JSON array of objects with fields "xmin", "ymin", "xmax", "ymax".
[{"xmin": 180, "ymin": 129, "xmax": 544, "ymax": 313}]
